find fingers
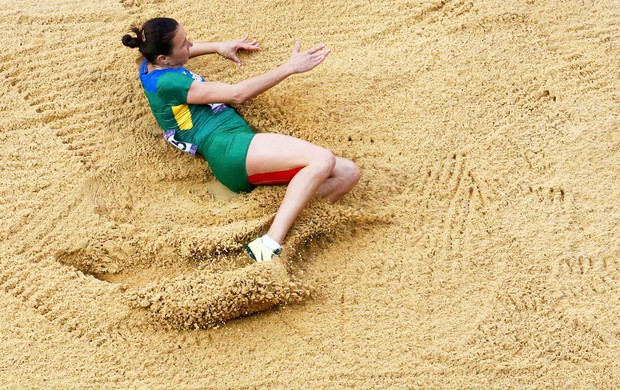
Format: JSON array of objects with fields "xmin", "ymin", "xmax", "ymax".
[
  {"xmin": 231, "ymin": 53, "xmax": 241, "ymax": 66},
  {"xmin": 293, "ymin": 41, "xmax": 330, "ymax": 53},
  {"xmin": 288, "ymin": 39, "xmax": 331, "ymax": 73},
  {"xmin": 240, "ymin": 43, "xmax": 260, "ymax": 52},
  {"xmin": 233, "ymin": 34, "xmax": 260, "ymax": 55},
  {"xmin": 239, "ymin": 34, "xmax": 259, "ymax": 49},
  {"xmin": 297, "ymin": 42, "xmax": 330, "ymax": 57},
  {"xmin": 244, "ymin": 38, "xmax": 260, "ymax": 49},
  {"xmin": 308, "ymin": 43, "xmax": 326, "ymax": 54},
  {"xmin": 309, "ymin": 47, "xmax": 331, "ymax": 61},
  {"xmin": 311, "ymin": 49, "xmax": 330, "ymax": 67}
]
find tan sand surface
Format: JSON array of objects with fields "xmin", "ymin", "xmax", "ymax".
[{"xmin": 1, "ymin": 0, "xmax": 620, "ymax": 387}]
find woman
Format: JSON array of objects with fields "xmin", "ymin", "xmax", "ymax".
[{"xmin": 122, "ymin": 18, "xmax": 360, "ymax": 262}]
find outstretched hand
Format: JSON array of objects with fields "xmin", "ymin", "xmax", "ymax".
[
  {"xmin": 287, "ymin": 41, "xmax": 331, "ymax": 74},
  {"xmin": 218, "ymin": 34, "xmax": 260, "ymax": 66}
]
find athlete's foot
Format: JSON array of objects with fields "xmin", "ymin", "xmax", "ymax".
[{"xmin": 245, "ymin": 237, "xmax": 281, "ymax": 262}]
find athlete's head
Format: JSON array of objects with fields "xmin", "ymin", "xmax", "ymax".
[{"xmin": 122, "ymin": 17, "xmax": 192, "ymax": 67}]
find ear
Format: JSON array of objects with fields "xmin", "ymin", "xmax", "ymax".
[{"xmin": 155, "ymin": 54, "xmax": 168, "ymax": 66}]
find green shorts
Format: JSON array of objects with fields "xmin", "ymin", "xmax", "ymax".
[{"xmin": 198, "ymin": 112, "xmax": 256, "ymax": 193}]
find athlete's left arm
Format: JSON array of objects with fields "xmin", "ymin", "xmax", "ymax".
[
  {"xmin": 189, "ymin": 34, "xmax": 260, "ymax": 65},
  {"xmin": 188, "ymin": 42, "xmax": 220, "ymax": 58}
]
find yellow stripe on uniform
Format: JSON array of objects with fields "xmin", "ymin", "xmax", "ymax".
[{"xmin": 172, "ymin": 104, "xmax": 193, "ymax": 130}]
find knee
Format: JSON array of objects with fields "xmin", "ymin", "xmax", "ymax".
[
  {"xmin": 310, "ymin": 150, "xmax": 336, "ymax": 178},
  {"xmin": 344, "ymin": 161, "xmax": 362, "ymax": 186}
]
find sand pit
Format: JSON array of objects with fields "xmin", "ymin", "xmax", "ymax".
[{"xmin": 2, "ymin": 0, "xmax": 620, "ymax": 387}]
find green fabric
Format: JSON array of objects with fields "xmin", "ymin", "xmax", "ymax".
[
  {"xmin": 156, "ymin": 72, "xmax": 193, "ymax": 104},
  {"xmin": 141, "ymin": 64, "xmax": 257, "ymax": 193},
  {"xmin": 198, "ymin": 110, "xmax": 256, "ymax": 193},
  {"xmin": 144, "ymin": 72, "xmax": 195, "ymax": 132},
  {"xmin": 144, "ymin": 71, "xmax": 237, "ymax": 147}
]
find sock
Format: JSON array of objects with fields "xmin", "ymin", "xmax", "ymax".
[{"xmin": 261, "ymin": 234, "xmax": 282, "ymax": 251}]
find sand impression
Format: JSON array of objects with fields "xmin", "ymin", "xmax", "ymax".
[{"xmin": 1, "ymin": 0, "xmax": 620, "ymax": 387}]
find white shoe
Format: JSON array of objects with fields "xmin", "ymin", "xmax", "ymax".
[{"xmin": 245, "ymin": 237, "xmax": 281, "ymax": 262}]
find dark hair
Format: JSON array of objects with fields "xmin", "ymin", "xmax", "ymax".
[{"xmin": 122, "ymin": 17, "xmax": 179, "ymax": 64}]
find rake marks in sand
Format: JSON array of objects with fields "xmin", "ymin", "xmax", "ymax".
[
  {"xmin": 418, "ymin": 151, "xmax": 498, "ymax": 260},
  {"xmin": 554, "ymin": 254, "xmax": 620, "ymax": 298}
]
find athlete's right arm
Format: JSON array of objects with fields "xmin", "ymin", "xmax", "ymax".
[
  {"xmin": 186, "ymin": 64, "xmax": 293, "ymax": 105},
  {"xmin": 186, "ymin": 41, "xmax": 330, "ymax": 105}
]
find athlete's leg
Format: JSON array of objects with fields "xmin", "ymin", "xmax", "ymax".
[
  {"xmin": 249, "ymin": 155, "xmax": 361, "ymax": 202},
  {"xmin": 246, "ymin": 133, "xmax": 337, "ymax": 244},
  {"xmin": 315, "ymin": 157, "xmax": 361, "ymax": 203}
]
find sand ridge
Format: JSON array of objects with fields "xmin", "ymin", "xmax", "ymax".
[{"xmin": 2, "ymin": 0, "xmax": 620, "ymax": 387}]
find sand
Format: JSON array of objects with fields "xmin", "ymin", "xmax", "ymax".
[{"xmin": 1, "ymin": 0, "xmax": 619, "ymax": 387}]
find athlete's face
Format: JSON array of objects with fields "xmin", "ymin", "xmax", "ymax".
[{"xmin": 166, "ymin": 25, "xmax": 192, "ymax": 67}]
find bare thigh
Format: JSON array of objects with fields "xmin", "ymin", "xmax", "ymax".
[{"xmin": 245, "ymin": 133, "xmax": 333, "ymax": 176}]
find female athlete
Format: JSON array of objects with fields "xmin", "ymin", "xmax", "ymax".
[{"xmin": 122, "ymin": 18, "xmax": 360, "ymax": 262}]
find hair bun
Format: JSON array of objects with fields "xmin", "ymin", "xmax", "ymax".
[{"xmin": 122, "ymin": 34, "xmax": 140, "ymax": 49}]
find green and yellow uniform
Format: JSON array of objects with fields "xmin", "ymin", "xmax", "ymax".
[{"xmin": 139, "ymin": 59, "xmax": 256, "ymax": 193}]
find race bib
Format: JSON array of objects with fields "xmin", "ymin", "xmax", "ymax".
[{"xmin": 163, "ymin": 129, "xmax": 198, "ymax": 156}]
